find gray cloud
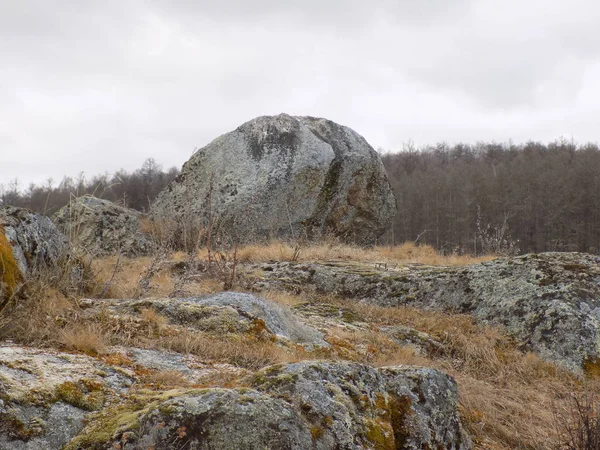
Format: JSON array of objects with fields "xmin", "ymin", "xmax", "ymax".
[{"xmin": 1, "ymin": 0, "xmax": 599, "ymax": 188}]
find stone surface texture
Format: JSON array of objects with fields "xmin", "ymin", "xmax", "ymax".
[
  {"xmin": 246, "ymin": 252, "xmax": 600, "ymax": 371},
  {"xmin": 53, "ymin": 196, "xmax": 155, "ymax": 257},
  {"xmin": 152, "ymin": 114, "xmax": 396, "ymax": 245}
]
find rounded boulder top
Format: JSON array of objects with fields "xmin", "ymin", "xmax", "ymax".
[{"xmin": 152, "ymin": 114, "xmax": 397, "ymax": 245}]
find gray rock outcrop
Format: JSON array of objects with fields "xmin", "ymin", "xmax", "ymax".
[
  {"xmin": 246, "ymin": 252, "xmax": 600, "ymax": 372},
  {"xmin": 53, "ymin": 196, "xmax": 155, "ymax": 257},
  {"xmin": 101, "ymin": 361, "xmax": 469, "ymax": 450},
  {"xmin": 0, "ymin": 346, "xmax": 132, "ymax": 450},
  {"xmin": 152, "ymin": 114, "xmax": 397, "ymax": 245},
  {"xmin": 0, "ymin": 206, "xmax": 68, "ymax": 301},
  {"xmin": 80, "ymin": 292, "xmax": 328, "ymax": 348}
]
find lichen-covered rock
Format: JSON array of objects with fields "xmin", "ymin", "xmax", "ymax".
[
  {"xmin": 248, "ymin": 252, "xmax": 600, "ymax": 371},
  {"xmin": 249, "ymin": 361, "xmax": 469, "ymax": 450},
  {"xmin": 111, "ymin": 389, "xmax": 315, "ymax": 450},
  {"xmin": 180, "ymin": 292, "xmax": 328, "ymax": 347},
  {"xmin": 152, "ymin": 114, "xmax": 396, "ymax": 245},
  {"xmin": 99, "ymin": 361, "xmax": 469, "ymax": 450},
  {"xmin": 53, "ymin": 196, "xmax": 155, "ymax": 257},
  {"xmin": 0, "ymin": 206, "xmax": 68, "ymax": 301},
  {"xmin": 80, "ymin": 292, "xmax": 328, "ymax": 348},
  {"xmin": 0, "ymin": 346, "xmax": 132, "ymax": 450}
]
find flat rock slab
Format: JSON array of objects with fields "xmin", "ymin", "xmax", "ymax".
[{"xmin": 82, "ymin": 292, "xmax": 328, "ymax": 348}]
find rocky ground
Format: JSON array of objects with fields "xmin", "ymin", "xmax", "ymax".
[
  {"xmin": 1, "ymin": 203, "xmax": 599, "ymax": 449},
  {"xmin": 244, "ymin": 252, "xmax": 600, "ymax": 372},
  {"xmin": 1, "ymin": 290, "xmax": 470, "ymax": 450}
]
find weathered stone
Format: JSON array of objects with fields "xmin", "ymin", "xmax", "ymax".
[
  {"xmin": 68, "ymin": 362, "xmax": 471, "ymax": 449},
  {"xmin": 112, "ymin": 389, "xmax": 315, "ymax": 450},
  {"xmin": 0, "ymin": 206, "xmax": 68, "ymax": 301},
  {"xmin": 97, "ymin": 361, "xmax": 469, "ymax": 450},
  {"xmin": 0, "ymin": 346, "xmax": 132, "ymax": 450},
  {"xmin": 152, "ymin": 114, "xmax": 396, "ymax": 245},
  {"xmin": 249, "ymin": 361, "xmax": 470, "ymax": 450},
  {"xmin": 80, "ymin": 292, "xmax": 328, "ymax": 348},
  {"xmin": 53, "ymin": 196, "xmax": 155, "ymax": 257},
  {"xmin": 181, "ymin": 292, "xmax": 328, "ymax": 347},
  {"xmin": 247, "ymin": 252, "xmax": 600, "ymax": 371}
]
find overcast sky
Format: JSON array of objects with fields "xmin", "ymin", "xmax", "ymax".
[{"xmin": 2, "ymin": 0, "xmax": 600, "ymax": 187}]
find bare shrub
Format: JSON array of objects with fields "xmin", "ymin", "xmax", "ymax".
[
  {"xmin": 554, "ymin": 390, "xmax": 600, "ymax": 450},
  {"xmin": 476, "ymin": 206, "xmax": 519, "ymax": 256}
]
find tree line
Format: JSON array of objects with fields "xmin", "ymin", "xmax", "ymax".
[
  {"xmin": 381, "ymin": 139, "xmax": 600, "ymax": 255},
  {"xmin": 3, "ymin": 141, "xmax": 600, "ymax": 255},
  {"xmin": 0, "ymin": 158, "xmax": 179, "ymax": 216}
]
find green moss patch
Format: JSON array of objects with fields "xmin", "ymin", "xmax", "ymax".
[{"xmin": 64, "ymin": 389, "xmax": 192, "ymax": 450}]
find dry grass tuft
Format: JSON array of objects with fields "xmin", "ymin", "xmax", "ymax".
[
  {"xmin": 160, "ymin": 332, "xmax": 298, "ymax": 371},
  {"xmin": 59, "ymin": 324, "xmax": 107, "ymax": 355},
  {"xmin": 260, "ymin": 290, "xmax": 311, "ymax": 307},
  {"xmin": 139, "ymin": 307, "xmax": 168, "ymax": 334}
]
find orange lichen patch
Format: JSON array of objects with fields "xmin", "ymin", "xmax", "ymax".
[
  {"xmin": 101, "ymin": 353, "xmax": 135, "ymax": 367},
  {"xmin": 0, "ymin": 226, "xmax": 22, "ymax": 301},
  {"xmin": 584, "ymin": 357, "xmax": 600, "ymax": 378}
]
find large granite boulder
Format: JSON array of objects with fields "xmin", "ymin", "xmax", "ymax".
[
  {"xmin": 248, "ymin": 252, "xmax": 600, "ymax": 372},
  {"xmin": 81, "ymin": 361, "xmax": 469, "ymax": 450},
  {"xmin": 53, "ymin": 196, "xmax": 155, "ymax": 257},
  {"xmin": 151, "ymin": 114, "xmax": 397, "ymax": 245},
  {"xmin": 0, "ymin": 206, "xmax": 68, "ymax": 301}
]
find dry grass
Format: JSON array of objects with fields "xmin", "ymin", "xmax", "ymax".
[
  {"xmin": 139, "ymin": 307, "xmax": 168, "ymax": 334},
  {"xmin": 88, "ymin": 256, "xmax": 223, "ymax": 299},
  {"xmin": 160, "ymin": 332, "xmax": 299, "ymax": 370},
  {"xmin": 59, "ymin": 323, "xmax": 107, "ymax": 355},
  {"xmin": 218, "ymin": 240, "xmax": 496, "ymax": 266},
  {"xmin": 306, "ymin": 297, "xmax": 582, "ymax": 449},
  {"xmin": 260, "ymin": 290, "xmax": 312, "ymax": 307}
]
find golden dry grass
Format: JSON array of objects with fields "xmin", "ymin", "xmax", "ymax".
[
  {"xmin": 139, "ymin": 307, "xmax": 168, "ymax": 334},
  {"xmin": 216, "ymin": 240, "xmax": 496, "ymax": 266},
  {"xmin": 160, "ymin": 333, "xmax": 298, "ymax": 370},
  {"xmin": 301, "ymin": 297, "xmax": 582, "ymax": 450},
  {"xmin": 59, "ymin": 323, "xmax": 107, "ymax": 355},
  {"xmin": 88, "ymin": 256, "xmax": 224, "ymax": 299}
]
